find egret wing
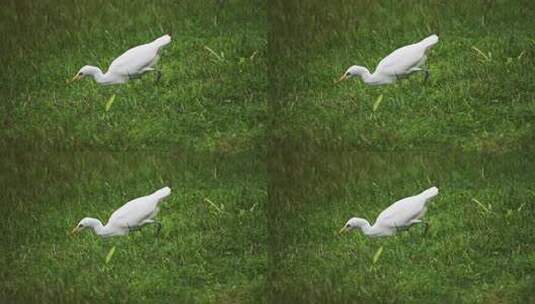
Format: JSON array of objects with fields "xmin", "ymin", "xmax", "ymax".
[
  {"xmin": 375, "ymin": 35, "xmax": 438, "ymax": 76},
  {"xmin": 108, "ymin": 44, "xmax": 158, "ymax": 76},
  {"xmin": 107, "ymin": 196, "xmax": 158, "ymax": 227},
  {"xmin": 374, "ymin": 196, "xmax": 425, "ymax": 228},
  {"xmin": 375, "ymin": 44, "xmax": 425, "ymax": 76}
]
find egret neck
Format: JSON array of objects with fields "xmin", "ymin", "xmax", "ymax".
[
  {"xmin": 82, "ymin": 218, "xmax": 115, "ymax": 237},
  {"xmin": 350, "ymin": 218, "xmax": 383, "ymax": 236},
  {"xmin": 344, "ymin": 217, "xmax": 382, "ymax": 237},
  {"xmin": 354, "ymin": 66, "xmax": 373, "ymax": 83},
  {"xmin": 348, "ymin": 66, "xmax": 390, "ymax": 85},
  {"xmin": 83, "ymin": 66, "xmax": 123, "ymax": 85}
]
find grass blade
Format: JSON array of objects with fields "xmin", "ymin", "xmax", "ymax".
[
  {"xmin": 105, "ymin": 94, "xmax": 116, "ymax": 112},
  {"xmin": 204, "ymin": 45, "xmax": 224, "ymax": 62},
  {"xmin": 372, "ymin": 246, "xmax": 383, "ymax": 264},
  {"xmin": 471, "ymin": 46, "xmax": 490, "ymax": 62},
  {"xmin": 373, "ymin": 94, "xmax": 383, "ymax": 112},
  {"xmin": 204, "ymin": 198, "xmax": 224, "ymax": 214},
  {"xmin": 471, "ymin": 198, "xmax": 491, "ymax": 213},
  {"xmin": 105, "ymin": 246, "xmax": 116, "ymax": 264}
]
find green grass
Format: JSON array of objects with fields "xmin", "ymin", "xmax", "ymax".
[
  {"xmin": 267, "ymin": 0, "xmax": 535, "ymax": 151},
  {"xmin": 266, "ymin": 151, "xmax": 535, "ymax": 303},
  {"xmin": 265, "ymin": 0, "xmax": 535, "ymax": 302},
  {"xmin": 1, "ymin": 0, "xmax": 267, "ymax": 152},
  {"xmin": 1, "ymin": 0, "xmax": 535, "ymax": 303},
  {"xmin": 0, "ymin": 151, "xmax": 266, "ymax": 303}
]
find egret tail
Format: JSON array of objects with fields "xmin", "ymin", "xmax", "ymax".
[
  {"xmin": 152, "ymin": 34, "xmax": 172, "ymax": 49},
  {"xmin": 419, "ymin": 186, "xmax": 439, "ymax": 201},
  {"xmin": 152, "ymin": 186, "xmax": 171, "ymax": 200},
  {"xmin": 419, "ymin": 34, "xmax": 439, "ymax": 49}
]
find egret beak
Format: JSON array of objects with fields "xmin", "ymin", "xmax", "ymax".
[
  {"xmin": 70, "ymin": 226, "xmax": 81, "ymax": 235},
  {"xmin": 335, "ymin": 74, "xmax": 348, "ymax": 84},
  {"xmin": 338, "ymin": 226, "xmax": 348, "ymax": 234},
  {"xmin": 68, "ymin": 74, "xmax": 82, "ymax": 84}
]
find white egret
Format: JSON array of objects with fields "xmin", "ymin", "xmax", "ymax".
[
  {"xmin": 71, "ymin": 186, "xmax": 171, "ymax": 238},
  {"xmin": 337, "ymin": 34, "xmax": 439, "ymax": 85},
  {"xmin": 70, "ymin": 34, "xmax": 172, "ymax": 85},
  {"xmin": 339, "ymin": 186, "xmax": 439, "ymax": 237}
]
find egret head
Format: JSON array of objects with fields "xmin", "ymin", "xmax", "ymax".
[
  {"xmin": 71, "ymin": 217, "xmax": 100, "ymax": 234},
  {"xmin": 339, "ymin": 217, "xmax": 368, "ymax": 234},
  {"xmin": 70, "ymin": 65, "xmax": 99, "ymax": 82},
  {"xmin": 336, "ymin": 65, "xmax": 367, "ymax": 83}
]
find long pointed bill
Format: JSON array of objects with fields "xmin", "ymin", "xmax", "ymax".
[
  {"xmin": 70, "ymin": 227, "xmax": 80, "ymax": 235},
  {"xmin": 335, "ymin": 74, "xmax": 348, "ymax": 84},
  {"xmin": 68, "ymin": 74, "xmax": 81, "ymax": 84},
  {"xmin": 338, "ymin": 226, "xmax": 348, "ymax": 234}
]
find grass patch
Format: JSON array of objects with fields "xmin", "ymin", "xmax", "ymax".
[
  {"xmin": 1, "ymin": 0, "xmax": 534, "ymax": 302},
  {"xmin": 0, "ymin": 151, "xmax": 266, "ymax": 303},
  {"xmin": 267, "ymin": 0, "xmax": 535, "ymax": 151},
  {"xmin": 266, "ymin": 150, "xmax": 535, "ymax": 303},
  {"xmin": 0, "ymin": 0, "xmax": 267, "ymax": 152}
]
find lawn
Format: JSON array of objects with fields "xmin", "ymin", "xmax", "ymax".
[
  {"xmin": 1, "ymin": 0, "xmax": 534, "ymax": 303},
  {"xmin": 265, "ymin": 0, "xmax": 535, "ymax": 302},
  {"xmin": 0, "ymin": 151, "xmax": 266, "ymax": 303},
  {"xmin": 267, "ymin": 0, "xmax": 535, "ymax": 151},
  {"xmin": 1, "ymin": 0, "xmax": 267, "ymax": 152},
  {"xmin": 266, "ymin": 151, "xmax": 535, "ymax": 303}
]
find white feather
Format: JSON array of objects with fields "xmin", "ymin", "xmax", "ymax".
[
  {"xmin": 341, "ymin": 186, "xmax": 439, "ymax": 237},
  {"xmin": 73, "ymin": 186, "xmax": 172, "ymax": 238},
  {"xmin": 341, "ymin": 34, "xmax": 439, "ymax": 85},
  {"xmin": 73, "ymin": 34, "xmax": 172, "ymax": 85}
]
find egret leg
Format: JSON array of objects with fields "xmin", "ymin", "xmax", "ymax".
[
  {"xmin": 155, "ymin": 70, "xmax": 162, "ymax": 83},
  {"xmin": 137, "ymin": 219, "xmax": 162, "ymax": 236},
  {"xmin": 127, "ymin": 72, "xmax": 143, "ymax": 80},
  {"xmin": 408, "ymin": 219, "xmax": 422, "ymax": 226},
  {"xmin": 423, "ymin": 69, "xmax": 430, "ymax": 83},
  {"xmin": 127, "ymin": 223, "xmax": 142, "ymax": 232},
  {"xmin": 423, "ymin": 222, "xmax": 430, "ymax": 235},
  {"xmin": 153, "ymin": 221, "xmax": 162, "ymax": 237}
]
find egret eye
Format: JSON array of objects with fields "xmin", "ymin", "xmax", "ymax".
[{"xmin": 79, "ymin": 72, "xmax": 84, "ymax": 76}]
